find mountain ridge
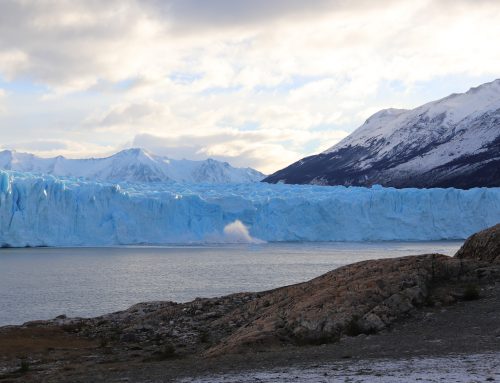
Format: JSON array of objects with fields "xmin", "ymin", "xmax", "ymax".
[
  {"xmin": 264, "ymin": 79, "xmax": 500, "ymax": 188},
  {"xmin": 0, "ymin": 148, "xmax": 265, "ymax": 184}
]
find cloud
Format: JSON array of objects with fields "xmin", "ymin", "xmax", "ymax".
[
  {"xmin": 146, "ymin": 0, "xmax": 381, "ymax": 30},
  {"xmin": 1, "ymin": 0, "xmax": 499, "ymax": 93},
  {"xmin": 131, "ymin": 132, "xmax": 307, "ymax": 174},
  {"xmin": 0, "ymin": 139, "xmax": 115, "ymax": 159},
  {"xmin": 0, "ymin": 89, "xmax": 6, "ymax": 113},
  {"xmin": 0, "ymin": 1, "xmax": 499, "ymax": 172},
  {"xmin": 131, "ymin": 127, "xmax": 347, "ymax": 174},
  {"xmin": 0, "ymin": 1, "xmax": 172, "ymax": 92},
  {"xmin": 84, "ymin": 92, "xmax": 350, "ymax": 172},
  {"xmin": 91, "ymin": 100, "xmax": 173, "ymax": 129}
]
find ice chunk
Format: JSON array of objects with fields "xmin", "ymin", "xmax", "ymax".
[
  {"xmin": 0, "ymin": 171, "xmax": 11, "ymax": 195},
  {"xmin": 222, "ymin": 220, "xmax": 264, "ymax": 244}
]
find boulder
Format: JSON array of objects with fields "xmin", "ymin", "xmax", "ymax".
[{"xmin": 455, "ymin": 224, "xmax": 500, "ymax": 264}]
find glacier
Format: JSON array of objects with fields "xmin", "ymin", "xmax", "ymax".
[{"xmin": 0, "ymin": 170, "xmax": 499, "ymax": 247}]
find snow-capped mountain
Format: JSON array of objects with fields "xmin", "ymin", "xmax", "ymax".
[
  {"xmin": 0, "ymin": 148, "xmax": 265, "ymax": 184},
  {"xmin": 264, "ymin": 79, "xmax": 500, "ymax": 188}
]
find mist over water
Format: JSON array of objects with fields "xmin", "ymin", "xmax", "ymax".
[
  {"xmin": 0, "ymin": 241, "xmax": 462, "ymax": 326},
  {"xmin": 222, "ymin": 220, "xmax": 264, "ymax": 243}
]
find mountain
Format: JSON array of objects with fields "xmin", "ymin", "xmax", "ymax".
[
  {"xmin": 264, "ymin": 79, "xmax": 500, "ymax": 188},
  {"xmin": 0, "ymin": 148, "xmax": 265, "ymax": 184}
]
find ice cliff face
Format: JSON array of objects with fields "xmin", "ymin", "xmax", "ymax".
[
  {"xmin": 0, "ymin": 148, "xmax": 265, "ymax": 184},
  {"xmin": 264, "ymin": 79, "xmax": 500, "ymax": 188},
  {"xmin": 0, "ymin": 171, "xmax": 498, "ymax": 247}
]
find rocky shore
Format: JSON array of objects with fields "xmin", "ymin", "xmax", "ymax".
[{"xmin": 0, "ymin": 224, "xmax": 499, "ymax": 382}]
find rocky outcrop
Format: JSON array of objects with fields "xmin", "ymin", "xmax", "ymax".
[
  {"xmin": 205, "ymin": 250, "xmax": 493, "ymax": 356},
  {"xmin": 455, "ymin": 223, "xmax": 500, "ymax": 264}
]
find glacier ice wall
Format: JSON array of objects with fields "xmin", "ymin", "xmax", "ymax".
[{"xmin": 0, "ymin": 171, "xmax": 499, "ymax": 247}]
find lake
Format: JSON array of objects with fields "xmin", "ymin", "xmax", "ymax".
[{"xmin": 0, "ymin": 241, "xmax": 462, "ymax": 326}]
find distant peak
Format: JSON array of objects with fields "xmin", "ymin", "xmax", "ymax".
[
  {"xmin": 0, "ymin": 150, "xmax": 16, "ymax": 159},
  {"xmin": 205, "ymin": 158, "xmax": 222, "ymax": 164},
  {"xmin": 116, "ymin": 148, "xmax": 150, "ymax": 157}
]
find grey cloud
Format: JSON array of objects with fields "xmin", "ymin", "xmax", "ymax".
[
  {"xmin": 0, "ymin": 0, "xmax": 490, "ymax": 89},
  {"xmin": 148, "ymin": 0, "xmax": 334, "ymax": 27},
  {"xmin": 132, "ymin": 133, "xmax": 218, "ymax": 161},
  {"xmin": 99, "ymin": 102, "xmax": 162, "ymax": 126},
  {"xmin": 145, "ymin": 0, "xmax": 389, "ymax": 30},
  {"xmin": 4, "ymin": 139, "xmax": 69, "ymax": 152},
  {"xmin": 0, "ymin": 0, "xmax": 144, "ymax": 85}
]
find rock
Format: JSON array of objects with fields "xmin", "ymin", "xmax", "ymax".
[
  {"xmin": 205, "ymin": 223, "xmax": 500, "ymax": 356},
  {"xmin": 361, "ymin": 313, "xmax": 386, "ymax": 333},
  {"xmin": 455, "ymin": 224, "xmax": 500, "ymax": 263},
  {"xmin": 120, "ymin": 333, "xmax": 137, "ymax": 342},
  {"xmin": 205, "ymin": 254, "xmax": 450, "ymax": 355}
]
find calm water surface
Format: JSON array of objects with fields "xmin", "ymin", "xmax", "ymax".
[{"xmin": 0, "ymin": 242, "xmax": 462, "ymax": 326}]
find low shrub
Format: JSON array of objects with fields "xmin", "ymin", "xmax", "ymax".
[
  {"xmin": 198, "ymin": 329, "xmax": 210, "ymax": 344},
  {"xmin": 462, "ymin": 284, "xmax": 480, "ymax": 301},
  {"xmin": 18, "ymin": 359, "xmax": 30, "ymax": 373},
  {"xmin": 156, "ymin": 343, "xmax": 177, "ymax": 360}
]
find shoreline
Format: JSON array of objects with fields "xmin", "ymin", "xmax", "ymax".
[
  {"xmin": 1, "ymin": 275, "xmax": 498, "ymax": 382},
  {"xmin": 0, "ymin": 238, "xmax": 466, "ymax": 250},
  {"xmin": 0, "ymin": 224, "xmax": 498, "ymax": 382},
  {"xmin": 0, "ymin": 241, "xmax": 463, "ymax": 327}
]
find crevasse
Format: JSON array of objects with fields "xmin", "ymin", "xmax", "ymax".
[{"xmin": 0, "ymin": 170, "xmax": 499, "ymax": 247}]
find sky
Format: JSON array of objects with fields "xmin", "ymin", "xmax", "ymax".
[{"xmin": 0, "ymin": 0, "xmax": 499, "ymax": 173}]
